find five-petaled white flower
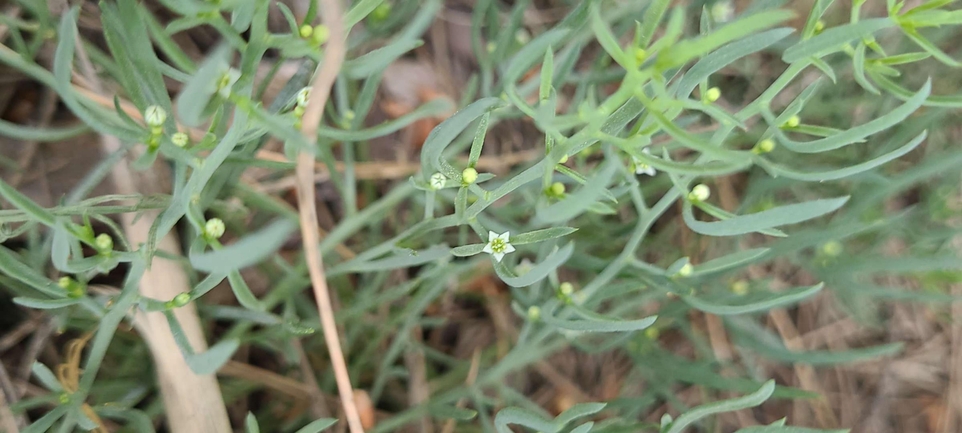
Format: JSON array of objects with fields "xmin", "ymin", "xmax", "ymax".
[
  {"xmin": 633, "ymin": 148, "xmax": 656, "ymax": 176},
  {"xmin": 482, "ymin": 231, "xmax": 516, "ymax": 262}
]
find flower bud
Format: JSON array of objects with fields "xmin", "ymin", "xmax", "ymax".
[
  {"xmin": 753, "ymin": 138, "xmax": 776, "ymax": 154},
  {"xmin": 170, "ymin": 292, "xmax": 191, "ymax": 308},
  {"xmin": 429, "ymin": 172, "xmax": 447, "ymax": 190},
  {"xmin": 312, "ymin": 25, "xmax": 329, "ymax": 45},
  {"xmin": 549, "ymin": 182, "xmax": 565, "ymax": 197},
  {"xmin": 527, "ymin": 305, "xmax": 541, "ymax": 321},
  {"xmin": 731, "ymin": 280, "xmax": 749, "ymax": 295},
  {"xmin": 144, "ymin": 105, "xmax": 167, "ymax": 128},
  {"xmin": 172, "ymin": 132, "xmax": 189, "ymax": 148},
  {"xmin": 782, "ymin": 115, "xmax": 800, "ymax": 128},
  {"xmin": 205, "ymin": 218, "xmax": 225, "ymax": 240},
  {"xmin": 461, "ymin": 167, "xmax": 478, "ymax": 185},
  {"xmin": 677, "ymin": 263, "xmax": 693, "ymax": 277},
  {"xmin": 299, "ymin": 24, "xmax": 313, "ymax": 38},
  {"xmin": 95, "ymin": 233, "xmax": 113, "ymax": 252},
  {"xmin": 296, "ymin": 87, "xmax": 312, "ymax": 107},
  {"xmin": 688, "ymin": 184, "xmax": 711, "ymax": 202},
  {"xmin": 704, "ymin": 87, "xmax": 721, "ymax": 103}
]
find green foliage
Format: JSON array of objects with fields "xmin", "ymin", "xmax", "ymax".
[{"xmin": 1, "ymin": 0, "xmax": 961, "ymax": 431}]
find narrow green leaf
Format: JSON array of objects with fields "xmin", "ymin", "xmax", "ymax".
[
  {"xmin": 691, "ymin": 248, "xmax": 770, "ymax": 277},
  {"xmin": 665, "ymin": 381, "xmax": 775, "ymax": 433},
  {"xmin": 494, "ymin": 408, "xmax": 554, "ymax": 433},
  {"xmin": 535, "ymin": 161, "xmax": 617, "ymax": 223},
  {"xmin": 903, "ymin": 28, "xmax": 961, "ymax": 66},
  {"xmin": 768, "ymin": 80, "xmax": 929, "ymax": 153},
  {"xmin": 661, "ymin": 10, "xmax": 795, "ymax": 68},
  {"xmin": 542, "ymin": 305, "xmax": 657, "ymax": 333},
  {"xmin": 14, "ymin": 297, "xmax": 80, "ymax": 310},
  {"xmin": 451, "ymin": 244, "xmax": 485, "ymax": 257},
  {"xmin": 189, "ymin": 219, "xmax": 296, "ymax": 273},
  {"xmin": 331, "ymin": 245, "xmax": 451, "ymax": 275},
  {"xmin": 175, "ymin": 44, "xmax": 231, "ymax": 127},
  {"xmin": 427, "ymin": 404, "xmax": 478, "ymax": 421},
  {"xmin": 683, "ymin": 196, "xmax": 850, "ymax": 237},
  {"xmin": 512, "ymin": 227, "xmax": 578, "ymax": 245},
  {"xmin": 494, "ymin": 243, "xmax": 574, "ymax": 287},
  {"xmin": 420, "ymin": 98, "xmax": 504, "ymax": 178},
  {"xmin": 852, "ymin": 43, "xmax": 879, "ymax": 94},
  {"xmin": 245, "ymin": 413, "xmax": 261, "ymax": 433},
  {"xmin": 318, "ymin": 98, "xmax": 452, "ymax": 141},
  {"xmin": 343, "ymin": 39, "xmax": 424, "ymax": 79},
  {"xmin": 783, "ymin": 18, "xmax": 894, "ymax": 62},
  {"xmin": 468, "ymin": 112, "xmax": 490, "ymax": 167},
  {"xmin": 294, "ymin": 418, "xmax": 338, "ymax": 433},
  {"xmin": 0, "ymin": 120, "xmax": 89, "ymax": 141},
  {"xmin": 32, "ymin": 362, "xmax": 64, "ymax": 392},
  {"xmin": 756, "ymin": 131, "xmax": 927, "ymax": 182},
  {"xmin": 736, "ymin": 426, "xmax": 849, "ymax": 433},
  {"xmin": 637, "ymin": 0, "xmax": 671, "ymax": 47},
  {"xmin": 683, "ymin": 283, "xmax": 824, "ymax": 315}
]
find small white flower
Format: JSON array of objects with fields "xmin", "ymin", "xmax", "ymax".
[
  {"xmin": 633, "ymin": 148, "xmax": 656, "ymax": 176},
  {"xmin": 429, "ymin": 172, "xmax": 447, "ymax": 190},
  {"xmin": 482, "ymin": 231, "xmax": 516, "ymax": 262}
]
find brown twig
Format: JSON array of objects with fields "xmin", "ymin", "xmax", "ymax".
[{"xmin": 295, "ymin": 1, "xmax": 364, "ymax": 432}]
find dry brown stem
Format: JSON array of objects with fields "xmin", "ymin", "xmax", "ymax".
[{"xmin": 294, "ymin": 1, "xmax": 365, "ymax": 432}]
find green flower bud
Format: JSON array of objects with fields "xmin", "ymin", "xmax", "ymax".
[
  {"xmin": 688, "ymin": 184, "xmax": 711, "ymax": 202},
  {"xmin": 633, "ymin": 47, "xmax": 647, "ymax": 64},
  {"xmin": 172, "ymin": 132, "xmax": 189, "ymax": 148},
  {"xmin": 170, "ymin": 292, "xmax": 191, "ymax": 308},
  {"xmin": 645, "ymin": 326, "xmax": 660, "ymax": 340},
  {"xmin": 730, "ymin": 280, "xmax": 749, "ymax": 295},
  {"xmin": 559, "ymin": 282, "xmax": 574, "ymax": 297},
  {"xmin": 814, "ymin": 20, "xmax": 826, "ymax": 33},
  {"xmin": 704, "ymin": 87, "xmax": 721, "ymax": 103},
  {"xmin": 782, "ymin": 115, "xmax": 800, "ymax": 129},
  {"xmin": 312, "ymin": 24, "xmax": 330, "ymax": 45},
  {"xmin": 95, "ymin": 233, "xmax": 113, "ymax": 253},
  {"xmin": 371, "ymin": 3, "xmax": 391, "ymax": 22},
  {"xmin": 549, "ymin": 182, "xmax": 565, "ymax": 197},
  {"xmin": 461, "ymin": 167, "xmax": 478, "ymax": 185},
  {"xmin": 59, "ymin": 276, "xmax": 73, "ymax": 289},
  {"xmin": 527, "ymin": 305, "xmax": 541, "ymax": 321},
  {"xmin": 559, "ymin": 154, "xmax": 569, "ymax": 164},
  {"xmin": 299, "ymin": 24, "xmax": 313, "ymax": 38},
  {"xmin": 144, "ymin": 105, "xmax": 167, "ymax": 127},
  {"xmin": 821, "ymin": 241, "xmax": 843, "ymax": 257},
  {"xmin": 205, "ymin": 218, "xmax": 225, "ymax": 240},
  {"xmin": 753, "ymin": 138, "xmax": 776, "ymax": 154},
  {"xmin": 677, "ymin": 263, "xmax": 693, "ymax": 277}
]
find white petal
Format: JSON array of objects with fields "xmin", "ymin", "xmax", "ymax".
[
  {"xmin": 482, "ymin": 244, "xmax": 494, "ymax": 254},
  {"xmin": 642, "ymin": 147, "xmax": 652, "ymax": 155},
  {"xmin": 503, "ymin": 244, "xmax": 516, "ymax": 254},
  {"xmin": 493, "ymin": 252, "xmax": 505, "ymax": 262},
  {"xmin": 498, "ymin": 232, "xmax": 511, "ymax": 242},
  {"xmin": 488, "ymin": 231, "xmax": 498, "ymax": 242},
  {"xmin": 641, "ymin": 166, "xmax": 657, "ymax": 176}
]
